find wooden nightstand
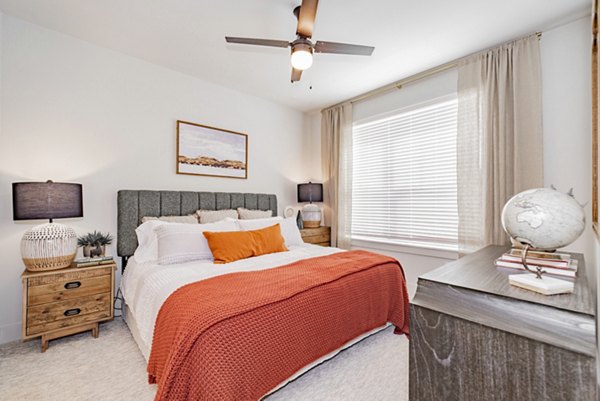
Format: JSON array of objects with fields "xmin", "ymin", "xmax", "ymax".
[
  {"xmin": 21, "ymin": 263, "xmax": 116, "ymax": 352},
  {"xmin": 300, "ymin": 226, "xmax": 331, "ymax": 246}
]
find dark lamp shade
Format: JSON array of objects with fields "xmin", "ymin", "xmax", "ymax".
[
  {"xmin": 297, "ymin": 182, "xmax": 323, "ymax": 203},
  {"xmin": 12, "ymin": 181, "xmax": 83, "ymax": 221}
]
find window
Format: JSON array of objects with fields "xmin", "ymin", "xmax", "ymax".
[{"xmin": 351, "ymin": 95, "xmax": 458, "ymax": 251}]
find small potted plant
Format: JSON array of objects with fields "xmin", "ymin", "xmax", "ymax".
[
  {"xmin": 77, "ymin": 232, "xmax": 96, "ymax": 258},
  {"xmin": 77, "ymin": 231, "xmax": 113, "ymax": 258}
]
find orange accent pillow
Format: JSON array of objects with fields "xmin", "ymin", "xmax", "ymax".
[{"xmin": 203, "ymin": 224, "xmax": 288, "ymax": 264}]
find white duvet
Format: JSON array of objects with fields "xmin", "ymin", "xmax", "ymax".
[{"xmin": 120, "ymin": 244, "xmax": 342, "ymax": 352}]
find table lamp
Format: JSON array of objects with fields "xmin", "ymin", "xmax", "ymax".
[
  {"xmin": 297, "ymin": 182, "xmax": 323, "ymax": 228},
  {"xmin": 13, "ymin": 180, "xmax": 83, "ymax": 271}
]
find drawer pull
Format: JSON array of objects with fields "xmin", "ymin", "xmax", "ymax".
[
  {"xmin": 64, "ymin": 281, "xmax": 81, "ymax": 290},
  {"xmin": 63, "ymin": 308, "xmax": 81, "ymax": 317}
]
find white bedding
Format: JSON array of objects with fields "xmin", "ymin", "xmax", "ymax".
[{"xmin": 120, "ymin": 243, "xmax": 342, "ymax": 356}]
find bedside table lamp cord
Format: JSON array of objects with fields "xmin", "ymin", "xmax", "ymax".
[{"xmin": 113, "ymin": 288, "xmax": 124, "ymax": 317}]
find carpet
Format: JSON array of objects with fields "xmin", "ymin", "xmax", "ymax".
[{"xmin": 0, "ymin": 319, "xmax": 408, "ymax": 401}]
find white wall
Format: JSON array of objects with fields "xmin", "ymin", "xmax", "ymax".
[
  {"xmin": 0, "ymin": 16, "xmax": 306, "ymax": 344},
  {"xmin": 352, "ymin": 69, "xmax": 458, "ymax": 123},
  {"xmin": 304, "ymin": 16, "xmax": 594, "ymax": 297},
  {"xmin": 302, "ymin": 111, "xmax": 322, "ymax": 182},
  {"xmin": 541, "ymin": 16, "xmax": 593, "ymax": 266}
]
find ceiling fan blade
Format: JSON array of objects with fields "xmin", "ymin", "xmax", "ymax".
[
  {"xmin": 225, "ymin": 37, "xmax": 290, "ymax": 48},
  {"xmin": 296, "ymin": 0, "xmax": 319, "ymax": 38},
  {"xmin": 291, "ymin": 68, "xmax": 303, "ymax": 82},
  {"xmin": 315, "ymin": 41, "xmax": 374, "ymax": 56}
]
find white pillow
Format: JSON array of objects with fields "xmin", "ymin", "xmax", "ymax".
[
  {"xmin": 141, "ymin": 215, "xmax": 198, "ymax": 224},
  {"xmin": 237, "ymin": 217, "xmax": 303, "ymax": 247},
  {"xmin": 237, "ymin": 207, "xmax": 273, "ymax": 220},
  {"xmin": 133, "ymin": 220, "xmax": 167, "ymax": 263},
  {"xmin": 235, "ymin": 216, "xmax": 282, "ymax": 229},
  {"xmin": 196, "ymin": 209, "xmax": 238, "ymax": 224},
  {"xmin": 156, "ymin": 220, "xmax": 239, "ymax": 265}
]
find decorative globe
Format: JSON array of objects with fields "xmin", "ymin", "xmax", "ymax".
[{"xmin": 501, "ymin": 187, "xmax": 585, "ymax": 251}]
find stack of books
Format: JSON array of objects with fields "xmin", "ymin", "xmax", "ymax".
[
  {"xmin": 495, "ymin": 248, "xmax": 577, "ymax": 278},
  {"xmin": 72, "ymin": 256, "xmax": 114, "ymax": 268}
]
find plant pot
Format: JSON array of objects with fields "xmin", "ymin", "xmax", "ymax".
[
  {"xmin": 83, "ymin": 245, "xmax": 92, "ymax": 258},
  {"xmin": 89, "ymin": 245, "xmax": 105, "ymax": 258}
]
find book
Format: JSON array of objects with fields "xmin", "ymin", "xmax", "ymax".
[
  {"xmin": 498, "ymin": 256, "xmax": 576, "ymax": 271},
  {"xmin": 504, "ymin": 248, "xmax": 570, "ymax": 266},
  {"xmin": 73, "ymin": 256, "xmax": 113, "ymax": 263},
  {"xmin": 495, "ymin": 259, "xmax": 578, "ymax": 278},
  {"xmin": 72, "ymin": 258, "xmax": 115, "ymax": 268},
  {"xmin": 500, "ymin": 255, "xmax": 571, "ymax": 269}
]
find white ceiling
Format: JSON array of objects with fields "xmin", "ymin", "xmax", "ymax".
[{"xmin": 0, "ymin": 0, "xmax": 591, "ymax": 112}]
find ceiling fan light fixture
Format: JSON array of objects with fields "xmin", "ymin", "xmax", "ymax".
[
  {"xmin": 225, "ymin": 1, "xmax": 375, "ymax": 82},
  {"xmin": 291, "ymin": 43, "xmax": 313, "ymax": 70}
]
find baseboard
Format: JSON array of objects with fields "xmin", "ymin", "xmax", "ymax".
[{"xmin": 0, "ymin": 321, "xmax": 22, "ymax": 345}]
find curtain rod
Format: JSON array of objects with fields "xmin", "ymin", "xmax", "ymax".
[{"xmin": 322, "ymin": 32, "xmax": 542, "ymax": 112}]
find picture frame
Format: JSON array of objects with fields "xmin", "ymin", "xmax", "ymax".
[
  {"xmin": 176, "ymin": 120, "xmax": 248, "ymax": 179},
  {"xmin": 593, "ymin": 0, "xmax": 599, "ymax": 236}
]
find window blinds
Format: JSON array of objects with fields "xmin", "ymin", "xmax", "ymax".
[{"xmin": 351, "ymin": 96, "xmax": 458, "ymax": 250}]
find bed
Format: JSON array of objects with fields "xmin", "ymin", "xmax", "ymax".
[{"xmin": 117, "ymin": 190, "xmax": 409, "ymax": 400}]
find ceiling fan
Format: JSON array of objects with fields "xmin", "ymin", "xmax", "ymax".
[{"xmin": 225, "ymin": 0, "xmax": 375, "ymax": 83}]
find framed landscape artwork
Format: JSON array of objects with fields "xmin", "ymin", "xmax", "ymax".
[{"xmin": 177, "ymin": 120, "xmax": 248, "ymax": 179}]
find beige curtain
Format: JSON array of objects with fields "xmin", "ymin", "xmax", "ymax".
[
  {"xmin": 321, "ymin": 103, "xmax": 353, "ymax": 249},
  {"xmin": 457, "ymin": 34, "xmax": 544, "ymax": 254}
]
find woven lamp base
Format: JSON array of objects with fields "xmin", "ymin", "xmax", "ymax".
[{"xmin": 21, "ymin": 223, "xmax": 77, "ymax": 272}]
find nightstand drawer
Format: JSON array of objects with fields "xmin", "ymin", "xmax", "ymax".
[
  {"xmin": 28, "ymin": 274, "xmax": 112, "ymax": 306},
  {"xmin": 26, "ymin": 293, "xmax": 111, "ymax": 336},
  {"xmin": 27, "ymin": 266, "xmax": 112, "ymax": 287}
]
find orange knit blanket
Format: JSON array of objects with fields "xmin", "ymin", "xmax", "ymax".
[{"xmin": 147, "ymin": 250, "xmax": 409, "ymax": 401}]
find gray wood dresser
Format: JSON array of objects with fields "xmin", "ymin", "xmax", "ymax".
[{"xmin": 409, "ymin": 245, "xmax": 596, "ymax": 401}]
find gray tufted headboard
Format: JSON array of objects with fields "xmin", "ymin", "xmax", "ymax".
[{"xmin": 117, "ymin": 190, "xmax": 277, "ymax": 260}]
